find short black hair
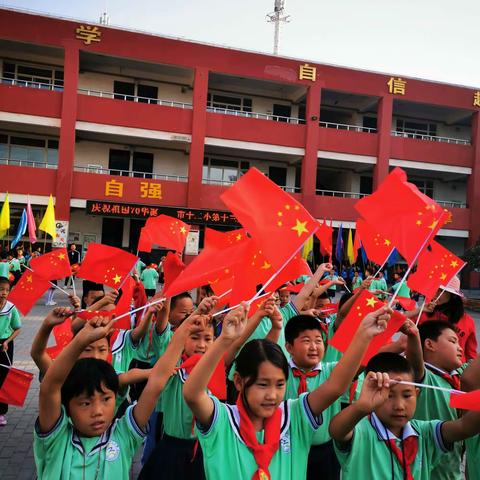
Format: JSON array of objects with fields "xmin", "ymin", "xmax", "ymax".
[
  {"xmin": 419, "ymin": 320, "xmax": 457, "ymax": 350},
  {"xmin": 285, "ymin": 315, "xmax": 323, "ymax": 344},
  {"xmin": 61, "ymin": 358, "xmax": 118, "ymax": 411},
  {"xmin": 0, "ymin": 276, "xmax": 10, "ymax": 289},
  {"xmin": 365, "ymin": 352, "xmax": 414, "ymax": 378},
  {"xmin": 171, "ymin": 292, "xmax": 192, "ymax": 309}
]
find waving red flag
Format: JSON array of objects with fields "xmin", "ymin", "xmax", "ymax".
[
  {"xmin": 139, "ymin": 215, "xmax": 190, "ymax": 253},
  {"xmin": 7, "ymin": 271, "xmax": 50, "ymax": 315},
  {"xmin": 407, "ymin": 240, "xmax": 465, "ymax": 301},
  {"xmin": 315, "ymin": 219, "xmax": 333, "ymax": 259},
  {"xmin": 137, "ymin": 227, "xmax": 153, "ymax": 253},
  {"xmin": 29, "ymin": 248, "xmax": 72, "ymax": 280},
  {"xmin": 76, "ymin": 244, "xmax": 137, "ymax": 288},
  {"xmin": 355, "ymin": 168, "xmax": 448, "ymax": 263},
  {"xmin": 221, "ymin": 168, "xmax": 318, "ymax": 270},
  {"xmin": 268, "ymin": 254, "xmax": 312, "ymax": 293},
  {"xmin": 180, "ymin": 355, "xmax": 226, "ymax": 400},
  {"xmin": 163, "ymin": 252, "xmax": 186, "ymax": 293},
  {"xmin": 450, "ymin": 389, "xmax": 480, "ymax": 410},
  {"xmin": 0, "ymin": 366, "xmax": 33, "ymax": 407},
  {"xmin": 356, "ymin": 219, "xmax": 393, "ymax": 265}
]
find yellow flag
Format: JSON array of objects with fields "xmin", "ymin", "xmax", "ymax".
[
  {"xmin": 0, "ymin": 193, "xmax": 10, "ymax": 239},
  {"xmin": 301, "ymin": 235, "xmax": 313, "ymax": 261},
  {"xmin": 39, "ymin": 195, "xmax": 56, "ymax": 240},
  {"xmin": 347, "ymin": 228, "xmax": 355, "ymax": 264}
]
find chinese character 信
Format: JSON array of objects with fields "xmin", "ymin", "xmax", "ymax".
[
  {"xmin": 75, "ymin": 25, "xmax": 102, "ymax": 45},
  {"xmin": 299, "ymin": 63, "xmax": 317, "ymax": 82},
  {"xmin": 140, "ymin": 182, "xmax": 162, "ymax": 199},
  {"xmin": 105, "ymin": 179, "xmax": 124, "ymax": 198},
  {"xmin": 387, "ymin": 77, "xmax": 407, "ymax": 95}
]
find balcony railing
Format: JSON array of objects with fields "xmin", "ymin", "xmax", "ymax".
[
  {"xmin": 73, "ymin": 165, "xmax": 188, "ymax": 181},
  {"xmin": 0, "ymin": 77, "xmax": 63, "ymax": 91},
  {"xmin": 319, "ymin": 121, "xmax": 377, "ymax": 134},
  {"xmin": 391, "ymin": 130, "xmax": 470, "ymax": 145},
  {"xmin": 316, "ymin": 189, "xmax": 368, "ymax": 199},
  {"xmin": 203, "ymin": 177, "xmax": 300, "ymax": 192},
  {"xmin": 435, "ymin": 199, "xmax": 467, "ymax": 209},
  {"xmin": 77, "ymin": 88, "xmax": 193, "ymax": 109},
  {"xmin": 0, "ymin": 157, "xmax": 57, "ymax": 168},
  {"xmin": 207, "ymin": 105, "xmax": 303, "ymax": 124}
]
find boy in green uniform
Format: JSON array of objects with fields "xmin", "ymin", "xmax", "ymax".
[
  {"xmin": 330, "ymin": 352, "xmax": 480, "ymax": 479},
  {"xmin": 0, "ymin": 276, "xmax": 21, "ymax": 425},
  {"xmin": 7, "ymin": 251, "xmax": 21, "ymax": 285},
  {"xmin": 391, "ymin": 271, "xmax": 411, "ymax": 299},
  {"xmin": 140, "ymin": 265, "xmax": 159, "ymax": 298},
  {"xmin": 284, "ymin": 315, "xmax": 345, "ymax": 479},
  {"xmin": 0, "ymin": 252, "xmax": 10, "ymax": 279},
  {"xmin": 34, "ymin": 311, "xmax": 203, "ymax": 480}
]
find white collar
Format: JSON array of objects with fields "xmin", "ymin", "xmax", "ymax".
[
  {"xmin": 370, "ymin": 412, "xmax": 418, "ymax": 441},
  {"xmin": 0, "ymin": 301, "xmax": 13, "ymax": 314},
  {"xmin": 288, "ymin": 357, "xmax": 322, "ymax": 372}
]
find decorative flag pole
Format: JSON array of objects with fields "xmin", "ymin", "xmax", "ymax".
[
  {"xmin": 391, "ymin": 379, "xmax": 463, "ymax": 395},
  {"xmin": 113, "ymin": 296, "xmax": 166, "ymax": 323},
  {"xmin": 372, "ymin": 248, "xmax": 396, "ymax": 279}
]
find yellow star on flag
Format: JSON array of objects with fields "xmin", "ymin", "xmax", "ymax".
[
  {"xmin": 450, "ymin": 260, "xmax": 459, "ymax": 268},
  {"xmin": 366, "ymin": 296, "xmax": 378, "ymax": 308},
  {"xmin": 428, "ymin": 220, "xmax": 439, "ymax": 230},
  {"xmin": 58, "ymin": 253, "xmax": 66, "ymax": 260},
  {"xmin": 261, "ymin": 261, "xmax": 271, "ymax": 270},
  {"xmin": 179, "ymin": 226, "xmax": 187, "ymax": 235},
  {"xmin": 384, "ymin": 239, "xmax": 391, "ymax": 247},
  {"xmin": 291, "ymin": 219, "xmax": 309, "ymax": 237},
  {"xmin": 112, "ymin": 274, "xmax": 122, "ymax": 284},
  {"xmin": 26, "ymin": 275, "xmax": 33, "ymax": 283},
  {"xmin": 440, "ymin": 273, "xmax": 447, "ymax": 281}
]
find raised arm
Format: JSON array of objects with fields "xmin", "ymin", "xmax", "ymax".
[
  {"xmin": 308, "ymin": 306, "xmax": 392, "ymax": 416},
  {"xmin": 38, "ymin": 316, "xmax": 114, "ymax": 433},
  {"xmin": 131, "ymin": 300, "xmax": 165, "ymax": 344},
  {"xmin": 401, "ymin": 320, "xmax": 424, "ymax": 381},
  {"xmin": 184, "ymin": 304, "xmax": 248, "ymax": 426},
  {"xmin": 265, "ymin": 306, "xmax": 283, "ymax": 344},
  {"xmin": 155, "ymin": 297, "xmax": 171, "ymax": 333},
  {"xmin": 461, "ymin": 354, "xmax": 480, "ymax": 391},
  {"xmin": 293, "ymin": 263, "xmax": 332, "ymax": 311}
]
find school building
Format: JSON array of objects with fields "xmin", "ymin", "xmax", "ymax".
[{"xmin": 0, "ymin": 8, "xmax": 479, "ymax": 274}]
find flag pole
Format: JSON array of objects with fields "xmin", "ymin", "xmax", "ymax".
[
  {"xmin": 212, "ymin": 291, "xmax": 271, "ymax": 318},
  {"xmin": 387, "ymin": 211, "xmax": 447, "ymax": 309},
  {"xmin": 392, "ymin": 379, "xmax": 463, "ymax": 395},
  {"xmin": 113, "ymin": 296, "xmax": 166, "ymax": 323},
  {"xmin": 372, "ymin": 248, "xmax": 395, "ymax": 279},
  {"xmin": 415, "ymin": 298, "xmax": 426, "ymax": 326},
  {"xmin": 23, "ymin": 265, "xmax": 70, "ymax": 296}
]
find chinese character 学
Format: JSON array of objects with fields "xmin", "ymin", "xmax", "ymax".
[
  {"xmin": 387, "ymin": 77, "xmax": 407, "ymax": 95},
  {"xmin": 75, "ymin": 25, "xmax": 102, "ymax": 45},
  {"xmin": 140, "ymin": 182, "xmax": 162, "ymax": 199},
  {"xmin": 474, "ymin": 91, "xmax": 480, "ymax": 108},
  {"xmin": 299, "ymin": 63, "xmax": 317, "ymax": 82},
  {"xmin": 105, "ymin": 179, "xmax": 124, "ymax": 198}
]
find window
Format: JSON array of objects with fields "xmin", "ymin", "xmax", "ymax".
[
  {"xmin": 203, "ymin": 158, "xmax": 249, "ymax": 185},
  {"xmin": 207, "ymin": 93, "xmax": 253, "ymax": 113},
  {"xmin": 396, "ymin": 119, "xmax": 437, "ymax": 138},
  {"xmin": 360, "ymin": 176, "xmax": 373, "ymax": 194},
  {"xmin": 363, "ymin": 117, "xmax": 377, "ymax": 130},
  {"xmin": 108, "ymin": 149, "xmax": 130, "ymax": 176},
  {"xmin": 108, "ymin": 149, "xmax": 154, "ymax": 177},
  {"xmin": 0, "ymin": 133, "xmax": 59, "ymax": 167},
  {"xmin": 132, "ymin": 152, "xmax": 153, "ymax": 178},
  {"xmin": 113, "ymin": 81, "xmax": 158, "ymax": 103},
  {"xmin": 2, "ymin": 61, "xmax": 64, "ymax": 90},
  {"xmin": 411, "ymin": 179, "xmax": 434, "ymax": 198}
]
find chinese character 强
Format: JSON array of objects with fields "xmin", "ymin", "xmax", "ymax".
[
  {"xmin": 299, "ymin": 63, "xmax": 317, "ymax": 81},
  {"xmin": 387, "ymin": 77, "xmax": 407, "ymax": 95},
  {"xmin": 140, "ymin": 182, "xmax": 162, "ymax": 199},
  {"xmin": 75, "ymin": 25, "xmax": 102, "ymax": 45},
  {"xmin": 105, "ymin": 179, "xmax": 124, "ymax": 198}
]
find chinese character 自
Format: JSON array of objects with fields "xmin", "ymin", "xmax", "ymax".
[
  {"xmin": 299, "ymin": 63, "xmax": 317, "ymax": 81},
  {"xmin": 75, "ymin": 25, "xmax": 102, "ymax": 45},
  {"xmin": 105, "ymin": 179, "xmax": 124, "ymax": 198},
  {"xmin": 387, "ymin": 77, "xmax": 407, "ymax": 95},
  {"xmin": 474, "ymin": 91, "xmax": 480, "ymax": 107}
]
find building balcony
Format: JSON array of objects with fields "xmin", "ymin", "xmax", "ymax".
[
  {"xmin": 73, "ymin": 165, "xmax": 188, "ymax": 182},
  {"xmin": 391, "ymin": 130, "xmax": 470, "ymax": 146},
  {"xmin": 0, "ymin": 163, "xmax": 56, "ymax": 196},
  {"xmin": 207, "ymin": 105, "xmax": 302, "ymax": 125},
  {"xmin": 319, "ymin": 121, "xmax": 376, "ymax": 134}
]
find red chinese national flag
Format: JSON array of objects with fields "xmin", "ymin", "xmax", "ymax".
[
  {"xmin": 355, "ymin": 168, "xmax": 449, "ymax": 264},
  {"xmin": 76, "ymin": 244, "xmax": 137, "ymax": 288},
  {"xmin": 29, "ymin": 248, "xmax": 72, "ymax": 280},
  {"xmin": 0, "ymin": 366, "xmax": 33, "ymax": 407},
  {"xmin": 53, "ymin": 317, "xmax": 73, "ymax": 348},
  {"xmin": 450, "ymin": 389, "xmax": 480, "ymax": 411},
  {"xmin": 407, "ymin": 240, "xmax": 465, "ymax": 301},
  {"xmin": 268, "ymin": 254, "xmax": 312, "ymax": 293},
  {"xmin": 7, "ymin": 270, "xmax": 51, "ymax": 315},
  {"xmin": 163, "ymin": 252, "xmax": 186, "ymax": 293},
  {"xmin": 356, "ymin": 219, "xmax": 393, "ymax": 265},
  {"xmin": 220, "ymin": 168, "xmax": 318, "ymax": 270},
  {"xmin": 137, "ymin": 227, "xmax": 153, "ymax": 253},
  {"xmin": 204, "ymin": 227, "xmax": 248, "ymax": 249},
  {"xmin": 180, "ymin": 354, "xmax": 226, "ymax": 400},
  {"xmin": 140, "ymin": 215, "xmax": 190, "ymax": 253},
  {"xmin": 315, "ymin": 219, "xmax": 333, "ymax": 259}
]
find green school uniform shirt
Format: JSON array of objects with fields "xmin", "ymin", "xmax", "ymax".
[
  {"xmin": 334, "ymin": 412, "xmax": 451, "ymax": 480},
  {"xmin": 196, "ymin": 393, "xmax": 322, "ymax": 480},
  {"xmin": 140, "ymin": 268, "xmax": 159, "ymax": 290},
  {"xmin": 392, "ymin": 281, "xmax": 410, "ymax": 298},
  {"xmin": 466, "ymin": 435, "xmax": 480, "ymax": 480},
  {"xmin": 0, "ymin": 262, "xmax": 10, "ymax": 278},
  {"xmin": 285, "ymin": 359, "xmax": 341, "ymax": 445},
  {"xmin": 352, "ymin": 277, "xmax": 362, "ymax": 290},
  {"xmin": 0, "ymin": 301, "xmax": 21, "ymax": 339},
  {"xmin": 413, "ymin": 362, "xmax": 468, "ymax": 480},
  {"xmin": 135, "ymin": 260, "xmax": 146, "ymax": 276},
  {"xmin": 9, "ymin": 258, "xmax": 20, "ymax": 272},
  {"xmin": 34, "ymin": 405, "xmax": 146, "ymax": 480}
]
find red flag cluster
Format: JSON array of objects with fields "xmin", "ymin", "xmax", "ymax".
[{"xmin": 138, "ymin": 215, "xmax": 190, "ymax": 253}]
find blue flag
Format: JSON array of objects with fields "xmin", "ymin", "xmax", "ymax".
[
  {"xmin": 335, "ymin": 224, "xmax": 344, "ymax": 264},
  {"xmin": 360, "ymin": 243, "xmax": 368, "ymax": 264},
  {"xmin": 11, "ymin": 209, "xmax": 27, "ymax": 249},
  {"xmin": 387, "ymin": 248, "xmax": 398, "ymax": 267}
]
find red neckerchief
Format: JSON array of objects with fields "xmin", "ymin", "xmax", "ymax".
[
  {"xmin": 425, "ymin": 363, "xmax": 461, "ymax": 390},
  {"xmin": 236, "ymin": 394, "xmax": 282, "ymax": 480},
  {"xmin": 291, "ymin": 367, "xmax": 320, "ymax": 395},
  {"xmin": 386, "ymin": 436, "xmax": 418, "ymax": 480}
]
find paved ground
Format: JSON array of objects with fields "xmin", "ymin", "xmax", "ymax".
[{"xmin": 1, "ymin": 284, "xmax": 479, "ymax": 479}]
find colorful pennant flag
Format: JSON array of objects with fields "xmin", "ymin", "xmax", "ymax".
[
  {"xmin": 347, "ymin": 228, "xmax": 355, "ymax": 265},
  {"xmin": 138, "ymin": 215, "xmax": 190, "ymax": 253},
  {"xmin": 0, "ymin": 193, "xmax": 10, "ymax": 239},
  {"xmin": 335, "ymin": 224, "xmax": 343, "ymax": 264},
  {"xmin": 38, "ymin": 194, "xmax": 56, "ymax": 240},
  {"xmin": 0, "ymin": 366, "xmax": 33, "ymax": 407},
  {"xmin": 353, "ymin": 228, "xmax": 361, "ymax": 263},
  {"xmin": 220, "ymin": 167, "xmax": 318, "ymax": 270},
  {"xmin": 26, "ymin": 196, "xmax": 37, "ymax": 244},
  {"xmin": 7, "ymin": 270, "xmax": 51, "ymax": 315},
  {"xmin": 10, "ymin": 209, "xmax": 27, "ymax": 249},
  {"xmin": 302, "ymin": 235, "xmax": 314, "ymax": 262},
  {"xmin": 29, "ymin": 248, "xmax": 71, "ymax": 281},
  {"xmin": 76, "ymin": 244, "xmax": 138, "ymax": 288}
]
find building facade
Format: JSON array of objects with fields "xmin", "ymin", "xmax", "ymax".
[{"xmin": 0, "ymin": 8, "xmax": 479, "ymax": 264}]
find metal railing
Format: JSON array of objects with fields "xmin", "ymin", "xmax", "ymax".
[
  {"xmin": 77, "ymin": 88, "xmax": 193, "ymax": 109},
  {"xmin": 73, "ymin": 165, "xmax": 188, "ymax": 181},
  {"xmin": 316, "ymin": 189, "xmax": 368, "ymax": 199},
  {"xmin": 206, "ymin": 106, "xmax": 303, "ymax": 124},
  {"xmin": 1, "ymin": 76, "xmax": 63, "ymax": 91},
  {"xmin": 391, "ymin": 130, "xmax": 470, "ymax": 145},
  {"xmin": 435, "ymin": 199, "xmax": 467, "ymax": 209},
  {"xmin": 0, "ymin": 157, "xmax": 57, "ymax": 168},
  {"xmin": 202, "ymin": 177, "xmax": 300, "ymax": 192},
  {"xmin": 319, "ymin": 121, "xmax": 377, "ymax": 134}
]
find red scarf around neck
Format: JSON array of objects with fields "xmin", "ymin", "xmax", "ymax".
[
  {"xmin": 386, "ymin": 436, "xmax": 418, "ymax": 480},
  {"xmin": 291, "ymin": 367, "xmax": 320, "ymax": 395},
  {"xmin": 236, "ymin": 394, "xmax": 282, "ymax": 480}
]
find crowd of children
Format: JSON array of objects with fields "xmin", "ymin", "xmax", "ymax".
[{"xmin": 0, "ymin": 253, "xmax": 480, "ymax": 479}]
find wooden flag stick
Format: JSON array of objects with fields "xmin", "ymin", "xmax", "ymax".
[{"xmin": 392, "ymin": 379, "xmax": 463, "ymax": 395}]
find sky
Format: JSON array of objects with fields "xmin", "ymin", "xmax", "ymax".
[{"xmin": 1, "ymin": 0, "xmax": 479, "ymax": 88}]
